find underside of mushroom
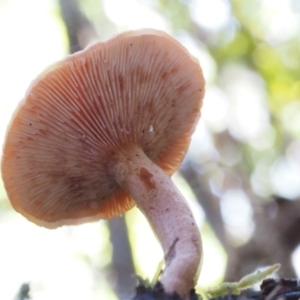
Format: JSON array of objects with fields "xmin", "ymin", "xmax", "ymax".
[{"xmin": 1, "ymin": 30, "xmax": 205, "ymax": 299}]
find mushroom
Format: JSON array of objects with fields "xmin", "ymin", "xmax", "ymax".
[{"xmin": 1, "ymin": 29, "xmax": 205, "ymax": 298}]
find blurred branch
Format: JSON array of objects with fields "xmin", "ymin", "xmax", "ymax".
[
  {"xmin": 181, "ymin": 127, "xmax": 300, "ymax": 281},
  {"xmin": 181, "ymin": 156, "xmax": 300, "ymax": 280},
  {"xmin": 216, "ymin": 131, "xmax": 298, "ymax": 279},
  {"xmin": 13, "ymin": 283, "xmax": 30, "ymax": 300},
  {"xmin": 59, "ymin": 0, "xmax": 98, "ymax": 52},
  {"xmin": 108, "ymin": 217, "xmax": 136, "ymax": 298}
]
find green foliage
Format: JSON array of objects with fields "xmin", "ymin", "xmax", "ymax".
[
  {"xmin": 157, "ymin": 0, "xmax": 192, "ymax": 30},
  {"xmin": 206, "ymin": 264, "xmax": 281, "ymax": 298}
]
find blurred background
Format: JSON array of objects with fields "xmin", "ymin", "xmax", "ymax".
[{"xmin": 0, "ymin": 0, "xmax": 300, "ymax": 299}]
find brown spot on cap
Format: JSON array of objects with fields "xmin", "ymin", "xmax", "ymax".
[{"xmin": 1, "ymin": 29, "xmax": 205, "ymax": 228}]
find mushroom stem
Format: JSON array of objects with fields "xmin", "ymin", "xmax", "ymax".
[{"xmin": 109, "ymin": 147, "xmax": 202, "ymax": 299}]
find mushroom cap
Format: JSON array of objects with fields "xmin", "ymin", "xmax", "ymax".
[{"xmin": 1, "ymin": 29, "xmax": 205, "ymax": 228}]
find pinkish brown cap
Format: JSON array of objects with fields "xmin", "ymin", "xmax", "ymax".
[{"xmin": 1, "ymin": 29, "xmax": 205, "ymax": 228}]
